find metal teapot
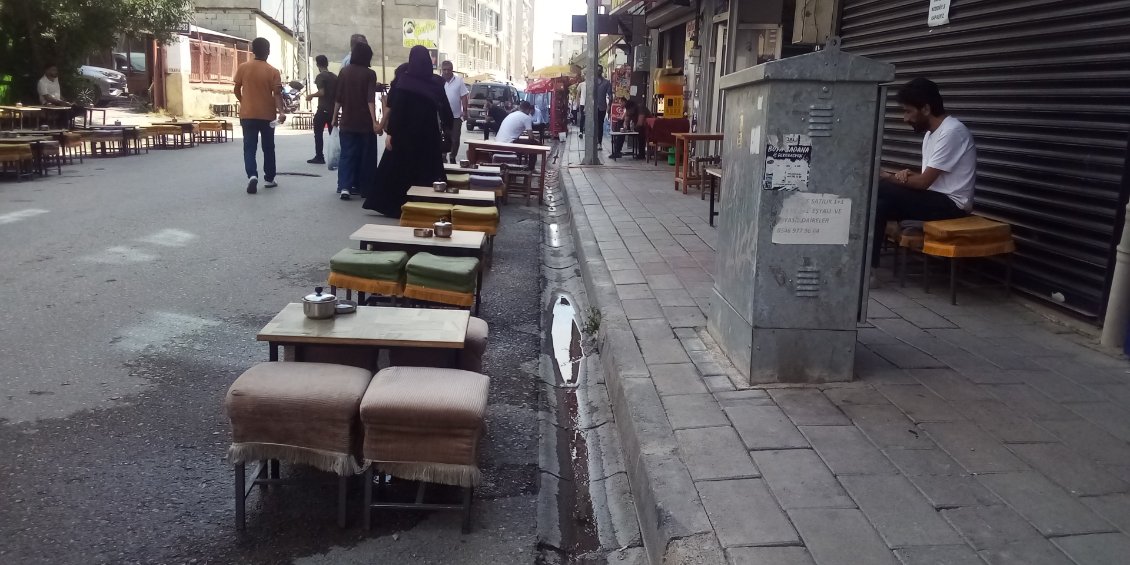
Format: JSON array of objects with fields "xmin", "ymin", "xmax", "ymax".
[
  {"xmin": 302, "ymin": 286, "xmax": 337, "ymax": 319},
  {"xmin": 433, "ymin": 217, "xmax": 453, "ymax": 238}
]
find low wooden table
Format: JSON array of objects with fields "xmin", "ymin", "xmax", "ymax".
[
  {"xmin": 0, "ymin": 106, "xmax": 42, "ymax": 129},
  {"xmin": 673, "ymin": 132, "xmax": 723, "ymax": 194},
  {"xmin": 444, "ymin": 163, "xmax": 502, "ymax": 176},
  {"xmin": 0, "ymin": 136, "xmax": 58, "ymax": 176},
  {"xmin": 609, "ymin": 131, "xmax": 640, "ymax": 160},
  {"xmin": 154, "ymin": 121, "xmax": 197, "ymax": 147},
  {"xmin": 257, "ymin": 303, "xmax": 470, "ymax": 362},
  {"xmin": 407, "ymin": 186, "xmax": 496, "ymax": 206},
  {"xmin": 704, "ymin": 166, "xmax": 722, "ymax": 227},
  {"xmin": 349, "ymin": 223, "xmax": 487, "ymax": 314},
  {"xmin": 465, "ymin": 139, "xmax": 551, "ymax": 204}
]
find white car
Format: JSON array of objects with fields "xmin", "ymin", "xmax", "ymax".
[{"xmin": 77, "ymin": 65, "xmax": 129, "ymax": 107}]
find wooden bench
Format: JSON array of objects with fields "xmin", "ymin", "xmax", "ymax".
[{"xmin": 893, "ymin": 216, "xmax": 1015, "ymax": 305}]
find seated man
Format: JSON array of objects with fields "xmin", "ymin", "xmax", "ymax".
[
  {"xmin": 872, "ymin": 77, "xmax": 976, "ymax": 271},
  {"xmin": 495, "ymin": 100, "xmax": 534, "ymax": 144},
  {"xmin": 37, "ymin": 64, "xmax": 86, "ymax": 128},
  {"xmin": 485, "ymin": 101, "xmax": 510, "ymax": 135},
  {"xmin": 611, "ymin": 98, "xmax": 650, "ymax": 159}
]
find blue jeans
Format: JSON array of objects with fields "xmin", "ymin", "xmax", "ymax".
[
  {"xmin": 241, "ymin": 119, "xmax": 275, "ymax": 181},
  {"xmin": 337, "ymin": 130, "xmax": 366, "ymax": 193}
]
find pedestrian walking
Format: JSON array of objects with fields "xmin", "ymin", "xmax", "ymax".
[
  {"xmin": 342, "ymin": 34, "xmax": 367, "ymax": 66},
  {"xmin": 592, "ymin": 65, "xmax": 613, "ymax": 150},
  {"xmin": 305, "ymin": 55, "xmax": 337, "ymax": 164},
  {"xmin": 440, "ymin": 60, "xmax": 469, "ymax": 164},
  {"xmin": 332, "ymin": 42, "xmax": 381, "ymax": 200},
  {"xmin": 233, "ymin": 37, "xmax": 286, "ymax": 194},
  {"xmin": 363, "ymin": 46, "xmax": 451, "ymax": 217}
]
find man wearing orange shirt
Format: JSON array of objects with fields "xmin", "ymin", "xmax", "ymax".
[{"xmin": 234, "ymin": 37, "xmax": 286, "ymax": 194}]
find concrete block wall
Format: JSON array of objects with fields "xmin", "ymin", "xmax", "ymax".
[{"xmin": 308, "ymin": 0, "xmax": 439, "ymax": 83}]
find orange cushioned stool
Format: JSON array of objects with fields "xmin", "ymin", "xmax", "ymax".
[{"xmin": 920, "ymin": 216, "xmax": 1015, "ymax": 305}]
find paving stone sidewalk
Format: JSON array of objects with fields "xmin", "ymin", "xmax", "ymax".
[{"xmin": 562, "ymin": 141, "xmax": 1130, "ymax": 565}]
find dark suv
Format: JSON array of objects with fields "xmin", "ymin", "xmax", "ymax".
[{"xmin": 466, "ymin": 82, "xmax": 520, "ymax": 131}]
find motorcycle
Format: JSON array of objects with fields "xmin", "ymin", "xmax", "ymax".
[{"xmin": 281, "ymin": 80, "xmax": 305, "ymax": 114}]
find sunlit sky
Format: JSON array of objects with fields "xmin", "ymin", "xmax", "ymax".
[{"xmin": 532, "ymin": 0, "xmax": 587, "ymax": 68}]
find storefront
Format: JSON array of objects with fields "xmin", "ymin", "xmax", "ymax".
[{"xmin": 839, "ymin": 0, "xmax": 1130, "ymax": 318}]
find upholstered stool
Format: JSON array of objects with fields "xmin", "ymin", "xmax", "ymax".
[
  {"xmin": 446, "ymin": 172, "xmax": 471, "ymax": 189},
  {"xmin": 225, "ymin": 362, "xmax": 374, "ymax": 529},
  {"xmin": 491, "ymin": 152, "xmax": 521, "ymax": 166},
  {"xmin": 390, "ymin": 316, "xmax": 489, "ymax": 373},
  {"xmin": 359, "ymin": 366, "xmax": 490, "ymax": 532},
  {"xmin": 452, "ymin": 205, "xmax": 499, "ymax": 235},
  {"xmin": 403, "ymin": 252, "xmax": 480, "ymax": 310},
  {"xmin": 399, "ymin": 202, "xmax": 454, "ymax": 228},
  {"xmin": 921, "ymin": 216, "xmax": 1015, "ymax": 304},
  {"xmin": 470, "ymin": 174, "xmax": 505, "ymax": 203},
  {"xmin": 62, "ymin": 131, "xmax": 86, "ymax": 163},
  {"xmin": 327, "ymin": 248, "xmax": 409, "ymax": 302}
]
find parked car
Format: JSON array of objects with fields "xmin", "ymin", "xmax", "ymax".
[
  {"xmin": 466, "ymin": 81, "xmax": 520, "ymax": 131},
  {"xmin": 75, "ymin": 65, "xmax": 129, "ymax": 107}
]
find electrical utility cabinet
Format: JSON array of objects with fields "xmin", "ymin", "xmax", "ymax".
[{"xmin": 707, "ymin": 40, "xmax": 894, "ymax": 384}]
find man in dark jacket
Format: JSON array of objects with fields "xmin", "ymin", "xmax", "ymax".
[{"xmin": 305, "ymin": 55, "xmax": 337, "ymax": 164}]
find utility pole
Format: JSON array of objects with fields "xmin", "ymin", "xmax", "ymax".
[{"xmin": 582, "ymin": 0, "xmax": 599, "ymax": 165}]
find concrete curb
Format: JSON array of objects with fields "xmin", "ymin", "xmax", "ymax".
[{"xmin": 560, "ymin": 167, "xmax": 725, "ymax": 565}]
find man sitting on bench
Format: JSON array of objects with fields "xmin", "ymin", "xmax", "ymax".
[{"xmin": 872, "ymin": 78, "xmax": 976, "ymax": 273}]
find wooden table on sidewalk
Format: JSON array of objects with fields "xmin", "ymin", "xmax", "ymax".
[
  {"xmin": 0, "ymin": 136, "xmax": 59, "ymax": 176},
  {"xmin": 407, "ymin": 186, "xmax": 496, "ymax": 206},
  {"xmin": 673, "ymin": 132, "xmax": 723, "ymax": 194},
  {"xmin": 465, "ymin": 139, "xmax": 551, "ymax": 204},
  {"xmin": 257, "ymin": 303, "xmax": 470, "ymax": 363},
  {"xmin": 349, "ymin": 223, "xmax": 487, "ymax": 314},
  {"xmin": 153, "ymin": 121, "xmax": 197, "ymax": 147}
]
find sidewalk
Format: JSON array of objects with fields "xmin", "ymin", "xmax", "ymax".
[{"xmin": 561, "ymin": 137, "xmax": 1130, "ymax": 565}]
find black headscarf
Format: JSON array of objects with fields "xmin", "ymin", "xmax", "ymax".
[
  {"xmin": 349, "ymin": 42, "xmax": 373, "ymax": 68},
  {"xmin": 396, "ymin": 45, "xmax": 441, "ymax": 98}
]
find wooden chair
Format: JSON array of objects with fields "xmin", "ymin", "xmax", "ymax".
[{"xmin": 0, "ymin": 144, "xmax": 34, "ymax": 181}]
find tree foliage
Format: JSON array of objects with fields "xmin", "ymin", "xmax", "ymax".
[{"xmin": 0, "ymin": 0, "xmax": 192, "ymax": 102}]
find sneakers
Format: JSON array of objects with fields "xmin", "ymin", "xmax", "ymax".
[
  {"xmin": 349, "ymin": 190, "xmax": 361, "ymax": 196},
  {"xmin": 307, "ymin": 157, "xmax": 325, "ymax": 164},
  {"xmin": 264, "ymin": 179, "xmax": 278, "ymax": 188},
  {"xmin": 338, "ymin": 191, "xmax": 350, "ymax": 200},
  {"xmin": 246, "ymin": 176, "xmax": 257, "ymax": 194}
]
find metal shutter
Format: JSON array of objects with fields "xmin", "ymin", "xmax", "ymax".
[{"xmin": 840, "ymin": 0, "xmax": 1130, "ymax": 318}]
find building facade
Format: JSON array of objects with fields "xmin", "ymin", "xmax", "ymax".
[
  {"xmin": 552, "ymin": 33, "xmax": 586, "ymax": 68},
  {"xmin": 629, "ymin": 0, "xmax": 1130, "ymax": 321}
]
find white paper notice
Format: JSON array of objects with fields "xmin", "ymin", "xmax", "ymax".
[
  {"xmin": 750, "ymin": 126, "xmax": 761, "ymax": 155},
  {"xmin": 928, "ymin": 0, "xmax": 951, "ymax": 26},
  {"xmin": 763, "ymin": 133, "xmax": 812, "ymax": 191},
  {"xmin": 772, "ymin": 193, "xmax": 851, "ymax": 245}
]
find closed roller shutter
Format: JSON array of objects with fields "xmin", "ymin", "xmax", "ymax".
[{"xmin": 840, "ymin": 0, "xmax": 1130, "ymax": 318}]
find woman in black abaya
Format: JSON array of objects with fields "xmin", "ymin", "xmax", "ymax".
[{"xmin": 362, "ymin": 45, "xmax": 453, "ymax": 217}]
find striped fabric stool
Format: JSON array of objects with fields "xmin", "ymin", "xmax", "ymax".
[
  {"xmin": 327, "ymin": 248, "xmax": 409, "ymax": 303},
  {"xmin": 470, "ymin": 174, "xmax": 505, "ymax": 203},
  {"xmin": 225, "ymin": 362, "xmax": 374, "ymax": 529},
  {"xmin": 390, "ymin": 316, "xmax": 489, "ymax": 373},
  {"xmin": 359, "ymin": 366, "xmax": 490, "ymax": 533},
  {"xmin": 400, "ymin": 202, "xmax": 454, "ymax": 228},
  {"xmin": 452, "ymin": 205, "xmax": 499, "ymax": 236},
  {"xmin": 403, "ymin": 252, "xmax": 480, "ymax": 310}
]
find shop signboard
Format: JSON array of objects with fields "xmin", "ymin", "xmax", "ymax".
[
  {"xmin": 402, "ymin": 19, "xmax": 438, "ymax": 48},
  {"xmin": 928, "ymin": 0, "xmax": 951, "ymax": 27}
]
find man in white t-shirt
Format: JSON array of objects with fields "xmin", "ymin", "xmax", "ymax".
[
  {"xmin": 576, "ymin": 80, "xmax": 586, "ymax": 139},
  {"xmin": 496, "ymin": 101, "xmax": 534, "ymax": 144},
  {"xmin": 441, "ymin": 60, "xmax": 469, "ymax": 163},
  {"xmin": 872, "ymin": 78, "xmax": 976, "ymax": 269},
  {"xmin": 37, "ymin": 65, "xmax": 85, "ymax": 127}
]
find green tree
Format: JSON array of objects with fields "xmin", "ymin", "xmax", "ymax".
[{"xmin": 0, "ymin": 0, "xmax": 191, "ymax": 103}]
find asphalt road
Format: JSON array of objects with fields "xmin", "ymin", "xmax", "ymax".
[{"xmin": 0, "ymin": 128, "xmax": 543, "ymax": 564}]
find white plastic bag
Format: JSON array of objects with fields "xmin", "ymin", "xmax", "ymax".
[{"xmin": 327, "ymin": 127, "xmax": 340, "ymax": 170}]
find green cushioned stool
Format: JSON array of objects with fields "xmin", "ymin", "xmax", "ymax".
[
  {"xmin": 328, "ymin": 249, "xmax": 410, "ymax": 301},
  {"xmin": 403, "ymin": 252, "xmax": 480, "ymax": 311}
]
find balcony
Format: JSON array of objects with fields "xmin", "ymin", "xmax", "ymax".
[{"xmin": 456, "ymin": 12, "xmax": 495, "ymax": 40}]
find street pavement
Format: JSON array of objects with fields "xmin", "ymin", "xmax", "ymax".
[
  {"xmin": 563, "ymin": 136, "xmax": 1130, "ymax": 565},
  {"xmin": 0, "ymin": 124, "xmax": 542, "ymax": 563}
]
